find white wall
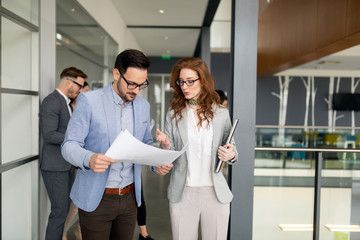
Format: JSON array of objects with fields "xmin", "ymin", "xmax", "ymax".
[{"xmin": 77, "ymin": 0, "xmax": 141, "ymax": 52}]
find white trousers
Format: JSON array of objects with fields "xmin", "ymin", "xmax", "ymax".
[{"xmin": 169, "ymin": 186, "xmax": 230, "ymax": 240}]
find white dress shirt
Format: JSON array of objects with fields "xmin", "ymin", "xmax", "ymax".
[
  {"xmin": 56, "ymin": 88, "xmax": 72, "ymax": 116},
  {"xmin": 186, "ymin": 105, "xmax": 214, "ymax": 187}
]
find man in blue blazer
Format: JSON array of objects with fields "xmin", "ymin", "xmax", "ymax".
[
  {"xmin": 40, "ymin": 67, "xmax": 87, "ymax": 240},
  {"xmin": 62, "ymin": 49, "xmax": 170, "ymax": 240}
]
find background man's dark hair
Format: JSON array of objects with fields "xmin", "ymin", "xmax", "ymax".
[
  {"xmin": 215, "ymin": 90, "xmax": 227, "ymax": 104},
  {"xmin": 114, "ymin": 49, "xmax": 151, "ymax": 74},
  {"xmin": 60, "ymin": 67, "xmax": 88, "ymax": 79}
]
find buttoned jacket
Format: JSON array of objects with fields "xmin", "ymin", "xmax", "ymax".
[{"xmin": 39, "ymin": 90, "xmax": 73, "ymax": 171}]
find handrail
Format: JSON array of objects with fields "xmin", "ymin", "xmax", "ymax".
[
  {"xmin": 255, "ymin": 147, "xmax": 360, "ymax": 152},
  {"xmin": 256, "ymin": 125, "xmax": 360, "ymax": 129}
]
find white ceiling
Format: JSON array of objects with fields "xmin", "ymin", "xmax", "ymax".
[
  {"xmin": 110, "ymin": 0, "xmax": 231, "ymax": 57},
  {"xmin": 278, "ymin": 45, "xmax": 360, "ymax": 77}
]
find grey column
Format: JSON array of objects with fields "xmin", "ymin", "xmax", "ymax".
[
  {"xmin": 201, "ymin": 27, "xmax": 211, "ymax": 70},
  {"xmin": 39, "ymin": 0, "xmax": 56, "ymax": 239},
  {"xmin": 229, "ymin": 0, "xmax": 258, "ymax": 240}
]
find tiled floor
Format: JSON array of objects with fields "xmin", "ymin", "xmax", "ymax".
[{"xmin": 66, "ymin": 166, "xmax": 172, "ymax": 240}]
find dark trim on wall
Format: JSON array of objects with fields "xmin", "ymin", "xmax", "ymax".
[
  {"xmin": 0, "ymin": 155, "xmax": 39, "ymax": 173},
  {"xmin": 0, "ymin": 88, "xmax": 38, "ymax": 96},
  {"xmin": 203, "ymin": 0, "xmax": 221, "ymax": 27},
  {"xmin": 127, "ymin": 25, "xmax": 200, "ymax": 29},
  {"xmin": 194, "ymin": 0, "xmax": 221, "ymax": 57}
]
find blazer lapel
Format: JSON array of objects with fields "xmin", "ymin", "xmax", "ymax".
[
  {"xmin": 53, "ymin": 90, "xmax": 71, "ymax": 119},
  {"xmin": 211, "ymin": 105, "xmax": 222, "ymax": 169},
  {"xmin": 177, "ymin": 109, "xmax": 190, "ymax": 161},
  {"xmin": 177, "ymin": 109, "xmax": 188, "ymax": 146},
  {"xmin": 102, "ymin": 84, "xmax": 117, "ymax": 145}
]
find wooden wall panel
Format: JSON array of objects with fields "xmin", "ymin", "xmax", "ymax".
[
  {"xmin": 317, "ymin": 0, "xmax": 347, "ymax": 48},
  {"xmin": 295, "ymin": 0, "xmax": 317, "ymax": 57},
  {"xmin": 257, "ymin": 0, "xmax": 276, "ymax": 73},
  {"xmin": 258, "ymin": 0, "xmax": 360, "ymax": 77},
  {"xmin": 277, "ymin": 0, "xmax": 298, "ymax": 64},
  {"xmin": 346, "ymin": 0, "xmax": 360, "ymax": 35}
]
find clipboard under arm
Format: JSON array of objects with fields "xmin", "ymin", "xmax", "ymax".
[{"xmin": 215, "ymin": 119, "xmax": 239, "ymax": 173}]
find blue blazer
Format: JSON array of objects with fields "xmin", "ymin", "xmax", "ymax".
[{"xmin": 61, "ymin": 83, "xmax": 153, "ymax": 212}]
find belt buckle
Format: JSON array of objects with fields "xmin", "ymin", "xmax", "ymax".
[{"xmin": 119, "ymin": 184, "xmax": 131, "ymax": 195}]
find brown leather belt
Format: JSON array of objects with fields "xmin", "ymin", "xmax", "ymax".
[{"xmin": 105, "ymin": 183, "xmax": 134, "ymax": 195}]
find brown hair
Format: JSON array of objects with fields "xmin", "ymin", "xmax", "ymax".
[
  {"xmin": 60, "ymin": 67, "xmax": 88, "ymax": 79},
  {"xmin": 169, "ymin": 57, "xmax": 220, "ymax": 126}
]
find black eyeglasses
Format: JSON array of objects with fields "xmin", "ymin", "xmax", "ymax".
[
  {"xmin": 119, "ymin": 71, "xmax": 149, "ymax": 90},
  {"xmin": 176, "ymin": 78, "xmax": 200, "ymax": 86},
  {"xmin": 67, "ymin": 78, "xmax": 84, "ymax": 89}
]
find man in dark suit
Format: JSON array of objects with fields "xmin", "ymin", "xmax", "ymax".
[{"xmin": 40, "ymin": 67, "xmax": 87, "ymax": 240}]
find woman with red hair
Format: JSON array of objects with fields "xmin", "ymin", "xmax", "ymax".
[{"xmin": 156, "ymin": 57, "xmax": 238, "ymax": 240}]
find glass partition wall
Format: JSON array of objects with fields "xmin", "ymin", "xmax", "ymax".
[
  {"xmin": 146, "ymin": 74, "xmax": 171, "ymax": 144},
  {"xmin": 254, "ymin": 126, "xmax": 360, "ymax": 240},
  {"xmin": 56, "ymin": 0, "xmax": 117, "ymax": 89},
  {"xmin": 0, "ymin": 0, "xmax": 40, "ymax": 239}
]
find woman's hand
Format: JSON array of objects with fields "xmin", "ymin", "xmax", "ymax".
[
  {"xmin": 217, "ymin": 143, "xmax": 236, "ymax": 162},
  {"xmin": 155, "ymin": 163, "xmax": 173, "ymax": 175},
  {"xmin": 156, "ymin": 128, "xmax": 171, "ymax": 150}
]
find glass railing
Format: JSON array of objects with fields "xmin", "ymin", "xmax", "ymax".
[
  {"xmin": 255, "ymin": 125, "xmax": 360, "ymax": 170},
  {"xmin": 253, "ymin": 126, "xmax": 360, "ymax": 240}
]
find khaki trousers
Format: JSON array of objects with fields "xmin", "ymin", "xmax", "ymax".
[{"xmin": 169, "ymin": 186, "xmax": 230, "ymax": 240}]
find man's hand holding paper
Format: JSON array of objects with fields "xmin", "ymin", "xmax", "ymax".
[
  {"xmin": 89, "ymin": 153, "xmax": 117, "ymax": 173},
  {"xmin": 105, "ymin": 129, "xmax": 187, "ymax": 166}
]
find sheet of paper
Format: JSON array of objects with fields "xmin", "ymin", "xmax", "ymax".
[{"xmin": 105, "ymin": 129, "xmax": 187, "ymax": 166}]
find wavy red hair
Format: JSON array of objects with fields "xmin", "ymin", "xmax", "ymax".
[{"xmin": 169, "ymin": 57, "xmax": 220, "ymax": 126}]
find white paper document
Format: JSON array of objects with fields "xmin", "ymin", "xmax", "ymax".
[{"xmin": 105, "ymin": 130, "xmax": 188, "ymax": 166}]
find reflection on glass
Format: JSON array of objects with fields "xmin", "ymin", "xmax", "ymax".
[
  {"xmin": 2, "ymin": 0, "xmax": 39, "ymax": 25},
  {"xmin": 256, "ymin": 126, "xmax": 360, "ymax": 170},
  {"xmin": 254, "ymin": 125, "xmax": 360, "ymax": 240},
  {"xmin": 1, "ymin": 17, "xmax": 39, "ymax": 91},
  {"xmin": 2, "ymin": 163, "xmax": 38, "ymax": 239},
  {"xmin": 147, "ymin": 76, "xmax": 162, "ymax": 141},
  {"xmin": 1, "ymin": 94, "xmax": 38, "ymax": 164},
  {"xmin": 56, "ymin": 0, "xmax": 117, "ymax": 89}
]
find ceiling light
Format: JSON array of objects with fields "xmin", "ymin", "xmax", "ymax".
[
  {"xmin": 158, "ymin": 9, "xmax": 165, "ymax": 14},
  {"xmin": 279, "ymin": 224, "xmax": 313, "ymax": 231},
  {"xmin": 71, "ymin": 8, "xmax": 76, "ymax": 12},
  {"xmin": 166, "ymin": 50, "xmax": 171, "ymax": 53},
  {"xmin": 56, "ymin": 33, "xmax": 63, "ymax": 40},
  {"xmin": 164, "ymin": 36, "xmax": 169, "ymax": 40},
  {"xmin": 325, "ymin": 224, "xmax": 360, "ymax": 232}
]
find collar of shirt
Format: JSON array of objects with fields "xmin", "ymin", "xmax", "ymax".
[
  {"xmin": 111, "ymin": 85, "xmax": 133, "ymax": 107},
  {"xmin": 56, "ymin": 88, "xmax": 71, "ymax": 105}
]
